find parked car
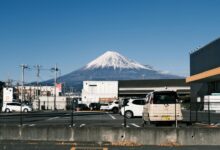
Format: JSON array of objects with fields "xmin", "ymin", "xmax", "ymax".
[
  {"xmin": 89, "ymin": 103, "xmax": 101, "ymax": 110},
  {"xmin": 120, "ymin": 99, "xmax": 146, "ymax": 118},
  {"xmin": 99, "ymin": 100, "xmax": 119, "ymax": 113},
  {"xmin": 142, "ymin": 91, "xmax": 183, "ymax": 125},
  {"xmin": 107, "ymin": 100, "xmax": 119, "ymax": 113},
  {"xmin": 100, "ymin": 104, "xmax": 109, "ymax": 111},
  {"xmin": 2, "ymin": 102, "xmax": 32, "ymax": 113},
  {"xmin": 76, "ymin": 104, "xmax": 90, "ymax": 111}
]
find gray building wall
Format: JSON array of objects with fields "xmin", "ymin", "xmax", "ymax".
[
  {"xmin": 190, "ymin": 38, "xmax": 220, "ymax": 75},
  {"xmin": 190, "ymin": 38, "xmax": 220, "ymax": 101}
]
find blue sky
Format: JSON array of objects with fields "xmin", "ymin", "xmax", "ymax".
[{"xmin": 1, "ymin": 0, "xmax": 220, "ymax": 83}]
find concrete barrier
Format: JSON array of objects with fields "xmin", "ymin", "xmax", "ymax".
[{"xmin": 0, "ymin": 125, "xmax": 220, "ymax": 146}]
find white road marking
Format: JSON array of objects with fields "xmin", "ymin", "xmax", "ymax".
[
  {"xmin": 131, "ymin": 123, "xmax": 140, "ymax": 128},
  {"xmin": 69, "ymin": 124, "xmax": 76, "ymax": 127},
  {"xmin": 121, "ymin": 124, "xmax": 130, "ymax": 127},
  {"xmin": 106, "ymin": 112, "xmax": 116, "ymax": 120},
  {"xmin": 29, "ymin": 124, "xmax": 35, "ymax": 127},
  {"xmin": 47, "ymin": 117, "xmax": 59, "ymax": 121},
  {"xmin": 80, "ymin": 124, "xmax": 86, "ymax": 127}
]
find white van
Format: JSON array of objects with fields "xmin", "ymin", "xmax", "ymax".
[{"xmin": 142, "ymin": 91, "xmax": 183, "ymax": 125}]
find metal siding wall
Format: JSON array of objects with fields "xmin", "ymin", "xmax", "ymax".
[{"xmin": 190, "ymin": 38, "xmax": 220, "ymax": 75}]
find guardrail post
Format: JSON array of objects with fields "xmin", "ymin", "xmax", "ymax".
[
  {"xmin": 190, "ymin": 101, "xmax": 192, "ymax": 123},
  {"xmin": 208, "ymin": 97, "xmax": 211, "ymax": 125},
  {"xmin": 20, "ymin": 105, "xmax": 23, "ymax": 126},
  {"xmin": 196, "ymin": 102, "xmax": 198, "ymax": 122},
  {"xmin": 124, "ymin": 106, "xmax": 126, "ymax": 128},
  {"xmin": 71, "ymin": 104, "xmax": 74, "ymax": 127},
  {"xmin": 175, "ymin": 101, "xmax": 177, "ymax": 128}
]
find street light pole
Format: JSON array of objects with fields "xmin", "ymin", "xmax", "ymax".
[
  {"xmin": 34, "ymin": 65, "xmax": 41, "ymax": 110},
  {"xmin": 20, "ymin": 64, "xmax": 28, "ymax": 126},
  {"xmin": 51, "ymin": 64, "xmax": 59, "ymax": 111}
]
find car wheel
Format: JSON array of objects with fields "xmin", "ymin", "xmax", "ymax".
[
  {"xmin": 112, "ymin": 107, "xmax": 119, "ymax": 114},
  {"xmin": 125, "ymin": 110, "xmax": 133, "ymax": 119},
  {"xmin": 5, "ymin": 108, "xmax": 10, "ymax": 113},
  {"xmin": 23, "ymin": 108, "xmax": 28, "ymax": 113}
]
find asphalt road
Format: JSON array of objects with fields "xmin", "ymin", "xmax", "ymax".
[
  {"xmin": 1, "ymin": 140, "xmax": 220, "ymax": 150},
  {"xmin": 0, "ymin": 111, "xmax": 144, "ymax": 128},
  {"xmin": 0, "ymin": 110, "xmax": 220, "ymax": 127}
]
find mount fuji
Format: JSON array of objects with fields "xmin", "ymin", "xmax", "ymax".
[{"xmin": 44, "ymin": 51, "xmax": 182, "ymax": 90}]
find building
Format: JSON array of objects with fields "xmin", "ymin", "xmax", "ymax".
[
  {"xmin": 16, "ymin": 84, "xmax": 63, "ymax": 101},
  {"xmin": 81, "ymin": 81, "xmax": 118, "ymax": 105},
  {"xmin": 119, "ymin": 79, "xmax": 190, "ymax": 98},
  {"xmin": 3, "ymin": 87, "xmax": 14, "ymax": 103},
  {"xmin": 186, "ymin": 38, "xmax": 220, "ymax": 103},
  {"xmin": 82, "ymin": 79, "xmax": 190, "ymax": 105},
  {"xmin": 32, "ymin": 96, "xmax": 67, "ymax": 110}
]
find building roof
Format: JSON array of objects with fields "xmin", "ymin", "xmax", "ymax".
[
  {"xmin": 190, "ymin": 37, "xmax": 220, "ymax": 56},
  {"xmin": 118, "ymin": 79, "xmax": 188, "ymax": 88}
]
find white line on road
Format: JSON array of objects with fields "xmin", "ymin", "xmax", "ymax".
[
  {"xmin": 106, "ymin": 112, "xmax": 116, "ymax": 120},
  {"xmin": 80, "ymin": 124, "xmax": 86, "ymax": 127},
  {"xmin": 47, "ymin": 117, "xmax": 60, "ymax": 121},
  {"xmin": 130, "ymin": 123, "xmax": 140, "ymax": 128},
  {"xmin": 29, "ymin": 124, "xmax": 35, "ymax": 127},
  {"xmin": 69, "ymin": 124, "xmax": 76, "ymax": 127},
  {"xmin": 121, "ymin": 124, "xmax": 130, "ymax": 127}
]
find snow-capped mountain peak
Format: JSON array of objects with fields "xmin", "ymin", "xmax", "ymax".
[{"xmin": 85, "ymin": 51, "xmax": 152, "ymax": 70}]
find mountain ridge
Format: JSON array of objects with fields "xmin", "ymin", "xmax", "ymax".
[{"xmin": 42, "ymin": 51, "xmax": 182, "ymax": 90}]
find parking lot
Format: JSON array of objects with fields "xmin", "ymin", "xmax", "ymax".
[
  {"xmin": 0, "ymin": 111, "xmax": 144, "ymax": 127},
  {"xmin": 1, "ymin": 110, "xmax": 219, "ymax": 128}
]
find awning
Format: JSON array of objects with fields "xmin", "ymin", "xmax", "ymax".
[{"xmin": 186, "ymin": 67, "xmax": 220, "ymax": 83}]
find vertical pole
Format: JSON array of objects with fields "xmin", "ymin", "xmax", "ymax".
[
  {"xmin": 196, "ymin": 101, "xmax": 198, "ymax": 122},
  {"xmin": 35, "ymin": 65, "xmax": 41, "ymax": 110},
  {"xmin": 47, "ymin": 91, "xmax": 49, "ymax": 110},
  {"xmin": 20, "ymin": 64, "xmax": 28, "ymax": 126},
  {"xmin": 175, "ymin": 100, "xmax": 177, "ymax": 128},
  {"xmin": 54, "ymin": 64, "xmax": 57, "ymax": 111},
  {"xmin": 189, "ymin": 101, "xmax": 192, "ymax": 123},
  {"xmin": 71, "ymin": 100, "xmax": 74, "ymax": 127},
  {"xmin": 20, "ymin": 65, "xmax": 24, "ymax": 126},
  {"xmin": 208, "ymin": 96, "xmax": 211, "ymax": 125},
  {"xmin": 37, "ymin": 65, "xmax": 40, "ymax": 110},
  {"xmin": 124, "ymin": 103, "xmax": 126, "ymax": 128}
]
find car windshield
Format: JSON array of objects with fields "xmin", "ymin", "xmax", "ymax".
[{"xmin": 153, "ymin": 92, "xmax": 177, "ymax": 104}]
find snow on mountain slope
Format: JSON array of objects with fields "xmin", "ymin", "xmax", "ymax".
[
  {"xmin": 85, "ymin": 51, "xmax": 152, "ymax": 70},
  {"xmin": 42, "ymin": 50, "xmax": 182, "ymax": 90}
]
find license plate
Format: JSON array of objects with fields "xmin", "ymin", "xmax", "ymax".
[{"xmin": 162, "ymin": 116, "xmax": 171, "ymax": 121}]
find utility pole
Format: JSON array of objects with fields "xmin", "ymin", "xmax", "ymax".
[
  {"xmin": 51, "ymin": 64, "xmax": 59, "ymax": 110},
  {"xmin": 20, "ymin": 64, "xmax": 29, "ymax": 103},
  {"xmin": 20, "ymin": 64, "xmax": 29, "ymax": 126},
  {"xmin": 34, "ymin": 65, "xmax": 41, "ymax": 110}
]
